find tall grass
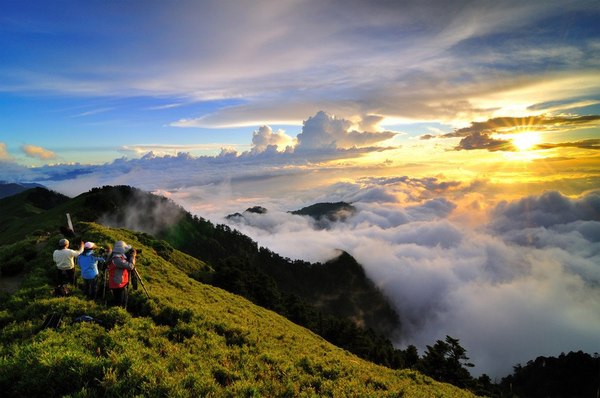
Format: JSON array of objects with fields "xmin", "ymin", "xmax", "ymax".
[{"xmin": 0, "ymin": 222, "xmax": 473, "ymax": 397}]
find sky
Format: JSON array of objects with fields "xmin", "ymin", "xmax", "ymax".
[{"xmin": 1, "ymin": 0, "xmax": 599, "ymax": 379}]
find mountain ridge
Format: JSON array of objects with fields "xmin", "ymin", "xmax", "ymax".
[
  {"xmin": 0, "ymin": 186, "xmax": 403, "ymax": 362},
  {"xmin": 0, "ymin": 182, "xmax": 47, "ymax": 199},
  {"xmin": 0, "ymin": 188, "xmax": 473, "ymax": 397}
]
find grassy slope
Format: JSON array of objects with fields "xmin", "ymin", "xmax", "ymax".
[
  {"xmin": 0, "ymin": 186, "xmax": 401, "ymax": 336},
  {"xmin": 0, "ymin": 222, "xmax": 474, "ymax": 397},
  {"xmin": 0, "ymin": 188, "xmax": 72, "ymax": 245}
]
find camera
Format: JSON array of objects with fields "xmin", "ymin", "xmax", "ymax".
[
  {"xmin": 126, "ymin": 247, "xmax": 142, "ymax": 261},
  {"xmin": 126, "ymin": 247, "xmax": 142, "ymax": 255}
]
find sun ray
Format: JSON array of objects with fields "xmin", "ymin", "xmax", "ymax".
[{"xmin": 511, "ymin": 131, "xmax": 542, "ymax": 151}]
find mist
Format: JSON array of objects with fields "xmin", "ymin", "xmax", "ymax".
[{"xmin": 210, "ymin": 188, "xmax": 600, "ymax": 378}]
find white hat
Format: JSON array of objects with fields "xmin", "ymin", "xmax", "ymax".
[
  {"xmin": 113, "ymin": 241, "xmax": 132, "ymax": 254},
  {"xmin": 84, "ymin": 242, "xmax": 96, "ymax": 250}
]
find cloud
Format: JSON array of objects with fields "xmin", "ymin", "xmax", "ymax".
[
  {"xmin": 214, "ymin": 187, "xmax": 600, "ymax": 378},
  {"xmin": 490, "ymin": 190, "xmax": 600, "ymax": 232},
  {"xmin": 454, "ymin": 132, "xmax": 515, "ymax": 152},
  {"xmin": 97, "ymin": 188, "xmax": 184, "ymax": 236},
  {"xmin": 119, "ymin": 143, "xmax": 251, "ymax": 157},
  {"xmin": 250, "ymin": 125, "xmax": 295, "ymax": 154},
  {"xmin": 21, "ymin": 144, "xmax": 56, "ymax": 160},
  {"xmin": 444, "ymin": 115, "xmax": 600, "ymax": 138},
  {"xmin": 2, "ymin": 1, "xmax": 598, "ymax": 135},
  {"xmin": 0, "ymin": 143, "xmax": 12, "ymax": 160},
  {"xmin": 4, "ymin": 135, "xmax": 598, "ymax": 379},
  {"xmin": 535, "ymin": 139, "xmax": 600, "ymax": 150},
  {"xmin": 72, "ymin": 107, "xmax": 113, "ymax": 117},
  {"xmin": 442, "ymin": 115, "xmax": 600, "ymax": 151},
  {"xmin": 296, "ymin": 111, "xmax": 397, "ymax": 150}
]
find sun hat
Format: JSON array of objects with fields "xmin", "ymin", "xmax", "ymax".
[{"xmin": 113, "ymin": 241, "xmax": 132, "ymax": 254}]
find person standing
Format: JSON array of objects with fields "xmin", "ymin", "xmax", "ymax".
[
  {"xmin": 53, "ymin": 238, "xmax": 84, "ymax": 287},
  {"xmin": 78, "ymin": 242, "xmax": 105, "ymax": 299},
  {"xmin": 107, "ymin": 240, "xmax": 136, "ymax": 308}
]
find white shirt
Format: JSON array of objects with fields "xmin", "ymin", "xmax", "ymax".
[{"xmin": 53, "ymin": 247, "xmax": 83, "ymax": 270}]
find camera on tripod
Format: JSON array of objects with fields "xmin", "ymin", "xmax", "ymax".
[{"xmin": 126, "ymin": 247, "xmax": 142, "ymax": 261}]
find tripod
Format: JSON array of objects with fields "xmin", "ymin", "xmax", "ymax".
[{"xmin": 133, "ymin": 267, "xmax": 150, "ymax": 299}]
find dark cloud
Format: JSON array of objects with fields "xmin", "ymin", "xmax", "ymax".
[
  {"xmin": 419, "ymin": 134, "xmax": 437, "ymax": 140},
  {"xmin": 454, "ymin": 132, "xmax": 515, "ymax": 151},
  {"xmin": 444, "ymin": 115, "xmax": 600, "ymax": 152},
  {"xmin": 444, "ymin": 115, "xmax": 600, "ymax": 138},
  {"xmin": 535, "ymin": 139, "xmax": 600, "ymax": 150},
  {"xmin": 491, "ymin": 190, "xmax": 600, "ymax": 233}
]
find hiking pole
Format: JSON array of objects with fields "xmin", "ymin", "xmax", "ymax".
[{"xmin": 133, "ymin": 268, "xmax": 150, "ymax": 299}]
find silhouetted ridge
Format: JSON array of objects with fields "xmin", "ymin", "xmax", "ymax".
[
  {"xmin": 0, "ymin": 182, "xmax": 47, "ymax": 199},
  {"xmin": 291, "ymin": 201, "xmax": 356, "ymax": 222},
  {"xmin": 26, "ymin": 187, "xmax": 70, "ymax": 210},
  {"xmin": 0, "ymin": 185, "xmax": 402, "ymax": 368}
]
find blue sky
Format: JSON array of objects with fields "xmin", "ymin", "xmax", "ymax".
[
  {"xmin": 1, "ymin": 0, "xmax": 598, "ymax": 167},
  {"xmin": 1, "ymin": 1, "xmax": 600, "ymax": 377}
]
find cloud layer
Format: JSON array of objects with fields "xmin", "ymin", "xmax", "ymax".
[
  {"xmin": 220, "ymin": 185, "xmax": 600, "ymax": 378},
  {"xmin": 3, "ymin": 1, "xmax": 599, "ymax": 132}
]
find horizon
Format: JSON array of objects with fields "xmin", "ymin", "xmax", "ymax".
[{"xmin": 1, "ymin": 0, "xmax": 599, "ymax": 380}]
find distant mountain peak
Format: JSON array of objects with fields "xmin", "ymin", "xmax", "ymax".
[
  {"xmin": 291, "ymin": 201, "xmax": 357, "ymax": 224},
  {"xmin": 0, "ymin": 182, "xmax": 47, "ymax": 199}
]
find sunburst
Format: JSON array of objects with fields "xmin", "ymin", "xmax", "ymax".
[{"xmin": 511, "ymin": 131, "xmax": 542, "ymax": 151}]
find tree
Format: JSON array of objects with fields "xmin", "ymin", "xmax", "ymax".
[{"xmin": 418, "ymin": 335, "xmax": 474, "ymax": 388}]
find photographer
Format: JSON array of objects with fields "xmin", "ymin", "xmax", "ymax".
[
  {"xmin": 77, "ymin": 242, "xmax": 105, "ymax": 299},
  {"xmin": 53, "ymin": 238, "xmax": 84, "ymax": 287},
  {"xmin": 107, "ymin": 240, "xmax": 136, "ymax": 308}
]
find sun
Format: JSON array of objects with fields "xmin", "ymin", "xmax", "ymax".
[{"xmin": 511, "ymin": 131, "xmax": 541, "ymax": 151}]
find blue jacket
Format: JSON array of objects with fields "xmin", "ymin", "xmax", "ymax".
[{"xmin": 78, "ymin": 251, "xmax": 105, "ymax": 280}]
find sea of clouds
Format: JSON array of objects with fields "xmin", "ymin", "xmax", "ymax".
[
  {"xmin": 2, "ymin": 111, "xmax": 598, "ymax": 378},
  {"xmin": 209, "ymin": 181, "xmax": 600, "ymax": 379}
]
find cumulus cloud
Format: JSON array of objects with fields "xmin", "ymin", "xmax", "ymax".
[
  {"xmin": 296, "ymin": 111, "xmax": 397, "ymax": 151},
  {"xmin": 175, "ymin": 110, "xmax": 399, "ymax": 158},
  {"xmin": 21, "ymin": 144, "xmax": 56, "ymax": 160},
  {"xmin": 250, "ymin": 125, "xmax": 295, "ymax": 153}
]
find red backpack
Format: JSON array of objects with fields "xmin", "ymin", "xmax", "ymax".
[{"xmin": 107, "ymin": 254, "xmax": 130, "ymax": 289}]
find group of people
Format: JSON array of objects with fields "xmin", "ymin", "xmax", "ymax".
[{"xmin": 52, "ymin": 238, "xmax": 137, "ymax": 308}]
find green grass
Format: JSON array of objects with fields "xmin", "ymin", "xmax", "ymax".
[{"xmin": 0, "ymin": 222, "xmax": 475, "ymax": 397}]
